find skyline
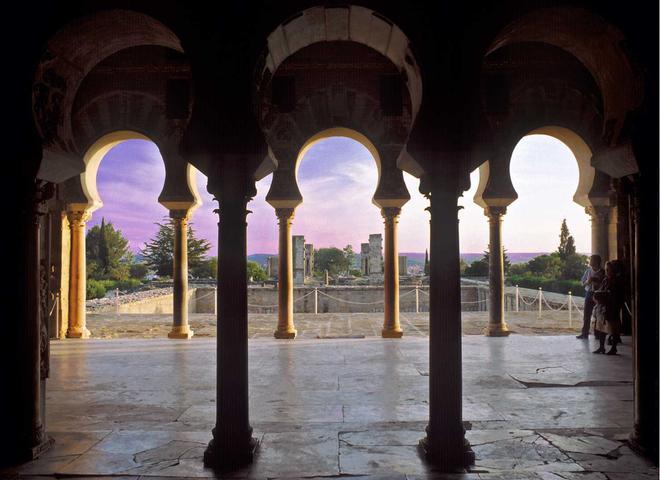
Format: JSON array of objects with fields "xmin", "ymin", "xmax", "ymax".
[{"xmin": 89, "ymin": 135, "xmax": 591, "ymax": 256}]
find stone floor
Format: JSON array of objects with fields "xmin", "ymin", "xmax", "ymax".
[
  {"xmin": 87, "ymin": 311, "xmax": 586, "ymax": 339},
  {"xmin": 3, "ymin": 335, "xmax": 657, "ymax": 479}
]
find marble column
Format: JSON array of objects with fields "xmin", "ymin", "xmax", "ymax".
[
  {"xmin": 168, "ymin": 210, "xmax": 194, "ymax": 339},
  {"xmin": 586, "ymin": 205, "xmax": 610, "ymax": 261},
  {"xmin": 419, "ymin": 175, "xmax": 474, "ymax": 470},
  {"xmin": 66, "ymin": 209, "xmax": 91, "ymax": 339},
  {"xmin": 484, "ymin": 206, "xmax": 509, "ymax": 337},
  {"xmin": 274, "ymin": 208, "xmax": 297, "ymax": 339},
  {"xmin": 204, "ymin": 167, "xmax": 257, "ymax": 468},
  {"xmin": 382, "ymin": 207, "xmax": 403, "ymax": 338}
]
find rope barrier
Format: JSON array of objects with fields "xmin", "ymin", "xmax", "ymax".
[
  {"xmin": 460, "ymin": 299, "xmax": 489, "ymax": 305},
  {"xmin": 48, "ymin": 299, "xmax": 58, "ymax": 317},
  {"xmin": 571, "ymin": 296, "xmax": 583, "ymax": 314},
  {"xmin": 542, "ymin": 297, "xmax": 568, "ymax": 311},
  {"xmin": 519, "ymin": 295, "xmax": 538, "ymax": 306}
]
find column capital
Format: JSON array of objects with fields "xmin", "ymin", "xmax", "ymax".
[
  {"xmin": 275, "ymin": 207, "xmax": 296, "ymax": 222},
  {"xmin": 169, "ymin": 209, "xmax": 191, "ymax": 222},
  {"xmin": 66, "ymin": 209, "xmax": 91, "ymax": 227},
  {"xmin": 585, "ymin": 205, "xmax": 609, "ymax": 221},
  {"xmin": 381, "ymin": 207, "xmax": 401, "ymax": 221},
  {"xmin": 485, "ymin": 206, "xmax": 507, "ymax": 219}
]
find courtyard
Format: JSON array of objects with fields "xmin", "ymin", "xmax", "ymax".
[{"xmin": 3, "ymin": 330, "xmax": 656, "ymax": 479}]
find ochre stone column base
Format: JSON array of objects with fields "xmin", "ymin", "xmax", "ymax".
[
  {"xmin": 66, "ymin": 327, "xmax": 91, "ymax": 339},
  {"xmin": 382, "ymin": 328, "xmax": 403, "ymax": 338},
  {"xmin": 483, "ymin": 323, "xmax": 511, "ymax": 337},
  {"xmin": 273, "ymin": 328, "xmax": 297, "ymax": 339},
  {"xmin": 168, "ymin": 325, "xmax": 194, "ymax": 339}
]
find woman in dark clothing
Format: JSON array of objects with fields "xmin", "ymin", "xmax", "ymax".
[{"xmin": 592, "ymin": 260, "xmax": 625, "ymax": 355}]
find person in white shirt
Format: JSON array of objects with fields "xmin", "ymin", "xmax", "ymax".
[{"xmin": 576, "ymin": 254, "xmax": 604, "ymax": 339}]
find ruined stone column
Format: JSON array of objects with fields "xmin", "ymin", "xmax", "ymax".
[
  {"xmin": 382, "ymin": 207, "xmax": 403, "ymax": 338},
  {"xmin": 586, "ymin": 205, "xmax": 610, "ymax": 261},
  {"xmin": 274, "ymin": 207, "xmax": 297, "ymax": 339},
  {"xmin": 169, "ymin": 210, "xmax": 194, "ymax": 339},
  {"xmin": 484, "ymin": 206, "xmax": 509, "ymax": 337},
  {"xmin": 66, "ymin": 209, "xmax": 91, "ymax": 339},
  {"xmin": 204, "ymin": 163, "xmax": 257, "ymax": 468},
  {"xmin": 419, "ymin": 174, "xmax": 474, "ymax": 470}
]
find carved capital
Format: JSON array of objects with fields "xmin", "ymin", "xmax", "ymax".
[
  {"xmin": 381, "ymin": 207, "xmax": 401, "ymax": 222},
  {"xmin": 169, "ymin": 209, "xmax": 190, "ymax": 223},
  {"xmin": 275, "ymin": 208, "xmax": 295, "ymax": 225},
  {"xmin": 485, "ymin": 206, "xmax": 507, "ymax": 220},
  {"xmin": 585, "ymin": 205, "xmax": 609, "ymax": 222},
  {"xmin": 66, "ymin": 209, "xmax": 91, "ymax": 227}
]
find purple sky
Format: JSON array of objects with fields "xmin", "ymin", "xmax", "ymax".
[{"xmin": 89, "ymin": 136, "xmax": 590, "ymax": 256}]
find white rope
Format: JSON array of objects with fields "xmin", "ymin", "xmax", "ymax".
[
  {"xmin": 571, "ymin": 296, "xmax": 583, "ymax": 314},
  {"xmin": 461, "ymin": 299, "xmax": 489, "ymax": 305},
  {"xmin": 294, "ymin": 291, "xmax": 315, "ymax": 302},
  {"xmin": 418, "ymin": 289, "xmax": 430, "ymax": 296},
  {"xmin": 318, "ymin": 290, "xmax": 384, "ymax": 305},
  {"xmin": 247, "ymin": 302, "xmax": 279, "ymax": 308},
  {"xmin": 194, "ymin": 291, "xmax": 216, "ymax": 301},
  {"xmin": 48, "ymin": 300, "xmax": 57, "ymax": 317},
  {"xmin": 519, "ymin": 295, "xmax": 538, "ymax": 306},
  {"xmin": 542, "ymin": 297, "xmax": 568, "ymax": 311},
  {"xmin": 399, "ymin": 290, "xmax": 417, "ymax": 298}
]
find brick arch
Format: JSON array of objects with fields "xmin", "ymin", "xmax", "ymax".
[
  {"xmin": 33, "ymin": 10, "xmax": 185, "ymax": 182},
  {"xmin": 486, "ymin": 6, "xmax": 643, "ymax": 146},
  {"xmin": 256, "ymin": 5, "xmax": 422, "ymax": 119}
]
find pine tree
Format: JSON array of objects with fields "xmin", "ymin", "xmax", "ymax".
[
  {"xmin": 424, "ymin": 249, "xmax": 429, "ymax": 275},
  {"xmin": 557, "ymin": 219, "xmax": 577, "ymax": 260},
  {"xmin": 141, "ymin": 218, "xmax": 211, "ymax": 277},
  {"xmin": 86, "ymin": 218, "xmax": 133, "ymax": 280}
]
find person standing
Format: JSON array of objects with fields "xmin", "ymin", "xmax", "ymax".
[
  {"xmin": 576, "ymin": 254, "xmax": 604, "ymax": 339},
  {"xmin": 592, "ymin": 260, "xmax": 625, "ymax": 355}
]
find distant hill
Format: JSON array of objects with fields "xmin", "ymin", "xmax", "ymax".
[{"xmin": 249, "ymin": 251, "xmax": 551, "ymax": 267}]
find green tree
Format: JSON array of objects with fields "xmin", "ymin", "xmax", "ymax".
[
  {"xmin": 557, "ymin": 219, "xmax": 577, "ymax": 260},
  {"xmin": 129, "ymin": 263, "xmax": 149, "ymax": 280},
  {"xmin": 482, "ymin": 247, "xmax": 511, "ymax": 275},
  {"xmin": 464, "ymin": 258, "xmax": 489, "ymax": 276},
  {"xmin": 424, "ymin": 249, "xmax": 429, "ymax": 275},
  {"xmin": 247, "ymin": 260, "xmax": 268, "ymax": 281},
  {"xmin": 86, "ymin": 218, "xmax": 133, "ymax": 280},
  {"xmin": 314, "ymin": 247, "xmax": 350, "ymax": 276},
  {"xmin": 342, "ymin": 245, "xmax": 356, "ymax": 274},
  {"xmin": 561, "ymin": 252, "xmax": 588, "ymax": 280},
  {"xmin": 141, "ymin": 218, "xmax": 211, "ymax": 277},
  {"xmin": 191, "ymin": 256, "xmax": 217, "ymax": 279},
  {"xmin": 527, "ymin": 253, "xmax": 563, "ymax": 278}
]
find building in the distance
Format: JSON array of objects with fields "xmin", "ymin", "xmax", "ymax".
[
  {"xmin": 398, "ymin": 256, "xmax": 408, "ymax": 276},
  {"xmin": 304, "ymin": 244, "xmax": 314, "ymax": 278},
  {"xmin": 266, "ymin": 256, "xmax": 278, "ymax": 278},
  {"xmin": 292, "ymin": 235, "xmax": 305, "ymax": 284},
  {"xmin": 360, "ymin": 234, "xmax": 383, "ymax": 276}
]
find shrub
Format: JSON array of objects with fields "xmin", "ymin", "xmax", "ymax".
[
  {"xmin": 87, "ymin": 279, "xmax": 107, "ymax": 299},
  {"xmin": 506, "ymin": 274, "xmax": 584, "ymax": 296}
]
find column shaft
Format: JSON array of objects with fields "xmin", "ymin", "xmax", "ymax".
[
  {"xmin": 66, "ymin": 211, "xmax": 90, "ymax": 339},
  {"xmin": 485, "ymin": 207, "xmax": 509, "ymax": 336},
  {"xmin": 382, "ymin": 207, "xmax": 403, "ymax": 338},
  {"xmin": 169, "ymin": 211, "xmax": 193, "ymax": 339},
  {"xmin": 419, "ymin": 179, "xmax": 474, "ymax": 470},
  {"xmin": 274, "ymin": 208, "xmax": 296, "ymax": 339},
  {"xmin": 587, "ymin": 206, "xmax": 610, "ymax": 261},
  {"xmin": 204, "ymin": 174, "xmax": 257, "ymax": 468}
]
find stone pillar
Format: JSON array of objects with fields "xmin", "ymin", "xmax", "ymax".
[
  {"xmin": 66, "ymin": 209, "xmax": 91, "ymax": 339},
  {"xmin": 586, "ymin": 205, "xmax": 610, "ymax": 261},
  {"xmin": 274, "ymin": 208, "xmax": 297, "ymax": 339},
  {"xmin": 419, "ymin": 174, "xmax": 474, "ymax": 470},
  {"xmin": 484, "ymin": 206, "xmax": 509, "ymax": 337},
  {"xmin": 629, "ymin": 191, "xmax": 659, "ymax": 461},
  {"xmin": 382, "ymin": 207, "xmax": 403, "ymax": 338},
  {"xmin": 204, "ymin": 164, "xmax": 257, "ymax": 468},
  {"xmin": 168, "ymin": 210, "xmax": 193, "ymax": 339}
]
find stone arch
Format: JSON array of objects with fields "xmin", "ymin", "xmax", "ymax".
[
  {"xmin": 257, "ymin": 5, "xmax": 422, "ymax": 118},
  {"xmin": 33, "ymin": 10, "xmax": 186, "ymax": 182},
  {"xmin": 486, "ymin": 6, "xmax": 643, "ymax": 145},
  {"xmin": 474, "ymin": 126, "xmax": 603, "ymax": 211},
  {"xmin": 63, "ymin": 130, "xmax": 200, "ymax": 214}
]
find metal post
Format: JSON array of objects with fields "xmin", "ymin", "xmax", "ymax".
[
  {"xmin": 537, "ymin": 287, "xmax": 542, "ymax": 319},
  {"xmin": 515, "ymin": 285, "xmax": 519, "ymax": 312},
  {"xmin": 415, "ymin": 285, "xmax": 420, "ymax": 314},
  {"xmin": 568, "ymin": 291, "xmax": 573, "ymax": 327},
  {"xmin": 314, "ymin": 287, "xmax": 318, "ymax": 315}
]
